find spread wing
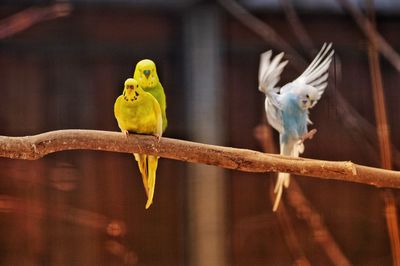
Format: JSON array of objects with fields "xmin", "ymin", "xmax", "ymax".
[
  {"xmin": 258, "ymin": 50, "xmax": 288, "ymax": 133},
  {"xmin": 283, "ymin": 43, "xmax": 334, "ymax": 102}
]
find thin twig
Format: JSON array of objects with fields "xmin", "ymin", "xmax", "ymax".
[
  {"xmin": 0, "ymin": 3, "xmax": 72, "ymax": 39},
  {"xmin": 1, "ymin": 129, "xmax": 400, "ymax": 188},
  {"xmin": 279, "ymin": 0, "xmax": 314, "ymax": 54},
  {"xmin": 336, "ymin": 0, "xmax": 400, "ymax": 72},
  {"xmin": 279, "ymin": 0, "xmax": 343, "ymax": 83},
  {"xmin": 217, "ymin": 0, "xmax": 307, "ymax": 70}
]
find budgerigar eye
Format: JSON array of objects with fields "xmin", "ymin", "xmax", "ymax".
[{"xmin": 306, "ymin": 94, "xmax": 310, "ymax": 99}]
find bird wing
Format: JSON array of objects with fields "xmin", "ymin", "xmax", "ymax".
[
  {"xmin": 285, "ymin": 42, "xmax": 334, "ymax": 101},
  {"xmin": 150, "ymin": 94, "xmax": 163, "ymax": 138},
  {"xmin": 114, "ymin": 96, "xmax": 121, "ymax": 120},
  {"xmin": 258, "ymin": 50, "xmax": 288, "ymax": 133},
  {"xmin": 114, "ymin": 96, "xmax": 125, "ymax": 130}
]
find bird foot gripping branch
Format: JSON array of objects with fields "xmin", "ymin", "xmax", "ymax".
[{"xmin": 299, "ymin": 129, "xmax": 317, "ymax": 144}]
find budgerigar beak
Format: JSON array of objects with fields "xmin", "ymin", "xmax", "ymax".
[{"xmin": 144, "ymin": 70, "xmax": 150, "ymax": 78}]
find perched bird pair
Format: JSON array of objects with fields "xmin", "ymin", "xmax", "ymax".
[
  {"xmin": 114, "ymin": 59, "xmax": 167, "ymax": 209},
  {"xmin": 258, "ymin": 43, "xmax": 334, "ymax": 211}
]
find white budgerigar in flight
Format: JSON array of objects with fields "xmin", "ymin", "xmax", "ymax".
[{"xmin": 258, "ymin": 43, "xmax": 334, "ymax": 211}]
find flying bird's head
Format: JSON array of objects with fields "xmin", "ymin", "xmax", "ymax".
[
  {"xmin": 123, "ymin": 78, "xmax": 142, "ymax": 101},
  {"xmin": 134, "ymin": 59, "xmax": 159, "ymax": 88},
  {"xmin": 294, "ymin": 85, "xmax": 320, "ymax": 110}
]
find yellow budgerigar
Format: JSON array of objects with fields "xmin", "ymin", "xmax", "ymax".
[
  {"xmin": 114, "ymin": 78, "xmax": 162, "ymax": 209},
  {"xmin": 133, "ymin": 59, "xmax": 168, "ymax": 132}
]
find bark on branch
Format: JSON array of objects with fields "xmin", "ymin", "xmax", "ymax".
[{"xmin": 0, "ymin": 129, "xmax": 399, "ymax": 189}]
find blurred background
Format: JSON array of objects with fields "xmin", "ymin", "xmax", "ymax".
[{"xmin": 0, "ymin": 0, "xmax": 400, "ymax": 265}]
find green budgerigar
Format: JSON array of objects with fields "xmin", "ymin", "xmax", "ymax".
[
  {"xmin": 133, "ymin": 59, "xmax": 168, "ymax": 132},
  {"xmin": 114, "ymin": 78, "xmax": 162, "ymax": 209}
]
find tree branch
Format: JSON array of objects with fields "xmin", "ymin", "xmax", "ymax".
[
  {"xmin": 217, "ymin": 0, "xmax": 307, "ymax": 70},
  {"xmin": 1, "ymin": 129, "xmax": 400, "ymax": 189},
  {"xmin": 0, "ymin": 3, "xmax": 72, "ymax": 39},
  {"xmin": 336, "ymin": 0, "xmax": 400, "ymax": 72},
  {"xmin": 279, "ymin": 0, "xmax": 315, "ymax": 54}
]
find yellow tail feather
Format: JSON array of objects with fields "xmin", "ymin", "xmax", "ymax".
[
  {"xmin": 145, "ymin": 155, "xmax": 159, "ymax": 209},
  {"xmin": 134, "ymin": 153, "xmax": 149, "ymax": 197}
]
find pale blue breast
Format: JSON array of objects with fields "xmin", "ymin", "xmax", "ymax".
[{"xmin": 279, "ymin": 93, "xmax": 308, "ymax": 144}]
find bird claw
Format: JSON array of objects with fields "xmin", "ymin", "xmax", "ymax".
[
  {"xmin": 154, "ymin": 134, "xmax": 161, "ymax": 142},
  {"xmin": 299, "ymin": 129, "xmax": 317, "ymax": 144},
  {"xmin": 123, "ymin": 130, "xmax": 129, "ymax": 138}
]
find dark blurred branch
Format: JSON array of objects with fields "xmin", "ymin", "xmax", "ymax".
[
  {"xmin": 0, "ymin": 194, "xmax": 110, "ymax": 230},
  {"xmin": 0, "ymin": 3, "xmax": 72, "ymax": 39},
  {"xmin": 1, "ymin": 129, "xmax": 400, "ymax": 188},
  {"xmin": 255, "ymin": 124, "xmax": 351, "ymax": 266},
  {"xmin": 105, "ymin": 240, "xmax": 138, "ymax": 265},
  {"xmin": 273, "ymin": 200, "xmax": 311, "ymax": 265},
  {"xmin": 255, "ymin": 124, "xmax": 311, "ymax": 265},
  {"xmin": 286, "ymin": 181, "xmax": 351, "ymax": 266},
  {"xmin": 217, "ymin": 0, "xmax": 306, "ymax": 70},
  {"xmin": 0, "ymin": 194, "xmax": 134, "ymax": 263},
  {"xmin": 383, "ymin": 192, "xmax": 400, "ymax": 266},
  {"xmin": 279, "ymin": 0, "xmax": 314, "ymax": 54},
  {"xmin": 366, "ymin": 3, "xmax": 392, "ymax": 170},
  {"xmin": 336, "ymin": 0, "xmax": 400, "ymax": 72},
  {"xmin": 365, "ymin": 1, "xmax": 400, "ymax": 264}
]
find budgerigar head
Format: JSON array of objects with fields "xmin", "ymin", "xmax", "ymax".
[
  {"xmin": 292, "ymin": 85, "xmax": 320, "ymax": 110},
  {"xmin": 123, "ymin": 78, "xmax": 142, "ymax": 101},
  {"xmin": 133, "ymin": 59, "xmax": 159, "ymax": 89}
]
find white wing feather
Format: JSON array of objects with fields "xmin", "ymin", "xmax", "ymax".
[
  {"xmin": 290, "ymin": 42, "xmax": 335, "ymax": 100},
  {"xmin": 258, "ymin": 50, "xmax": 288, "ymax": 133}
]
